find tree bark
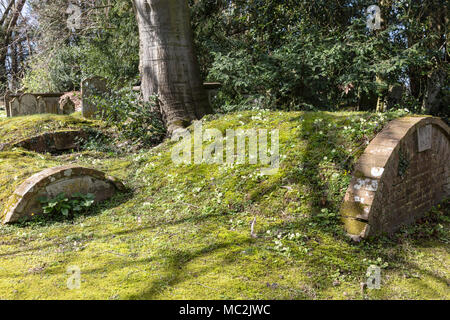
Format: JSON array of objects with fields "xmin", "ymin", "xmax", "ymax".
[
  {"xmin": 374, "ymin": 0, "xmax": 391, "ymax": 112},
  {"xmin": 422, "ymin": 69, "xmax": 445, "ymax": 114},
  {"xmin": 133, "ymin": 0, "xmax": 212, "ymax": 134},
  {"xmin": 0, "ymin": 0, "xmax": 26, "ymax": 89}
]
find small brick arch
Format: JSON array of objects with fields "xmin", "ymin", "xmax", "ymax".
[
  {"xmin": 1, "ymin": 165, "xmax": 125, "ymax": 224},
  {"xmin": 341, "ymin": 117, "xmax": 450, "ymax": 240}
]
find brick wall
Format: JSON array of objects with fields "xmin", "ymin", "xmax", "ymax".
[{"xmin": 341, "ymin": 117, "xmax": 450, "ymax": 240}]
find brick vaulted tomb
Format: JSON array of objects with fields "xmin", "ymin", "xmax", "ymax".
[{"xmin": 341, "ymin": 116, "xmax": 450, "ymax": 240}]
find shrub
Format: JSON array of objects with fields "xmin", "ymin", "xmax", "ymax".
[
  {"xmin": 88, "ymin": 88, "xmax": 166, "ymax": 148},
  {"xmin": 38, "ymin": 192, "xmax": 95, "ymax": 219}
]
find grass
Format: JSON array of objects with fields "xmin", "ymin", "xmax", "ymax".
[{"xmin": 0, "ymin": 109, "xmax": 448, "ymax": 300}]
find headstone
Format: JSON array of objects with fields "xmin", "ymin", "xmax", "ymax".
[
  {"xmin": 9, "ymin": 98, "xmax": 20, "ymax": 116},
  {"xmin": 36, "ymin": 96, "xmax": 47, "ymax": 114},
  {"xmin": 417, "ymin": 124, "xmax": 432, "ymax": 152},
  {"xmin": 59, "ymin": 95, "xmax": 75, "ymax": 115},
  {"xmin": 59, "ymin": 92, "xmax": 82, "ymax": 112},
  {"xmin": 20, "ymin": 93, "xmax": 38, "ymax": 115},
  {"xmin": 44, "ymin": 97, "xmax": 60, "ymax": 114},
  {"xmin": 4, "ymin": 93, "xmax": 67, "ymax": 117},
  {"xmin": 81, "ymin": 76, "xmax": 107, "ymax": 118}
]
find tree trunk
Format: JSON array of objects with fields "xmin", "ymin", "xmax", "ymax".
[
  {"xmin": 133, "ymin": 0, "xmax": 212, "ymax": 134},
  {"xmin": 375, "ymin": 0, "xmax": 391, "ymax": 112},
  {"xmin": 422, "ymin": 69, "xmax": 445, "ymax": 114},
  {"xmin": 421, "ymin": 0, "xmax": 448, "ymax": 115},
  {"xmin": 0, "ymin": 0, "xmax": 26, "ymax": 90},
  {"xmin": 10, "ymin": 41, "xmax": 17, "ymax": 90},
  {"xmin": 375, "ymin": 75, "xmax": 387, "ymax": 112}
]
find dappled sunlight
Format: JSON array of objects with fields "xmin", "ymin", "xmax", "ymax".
[{"xmin": 0, "ymin": 110, "xmax": 448, "ymax": 299}]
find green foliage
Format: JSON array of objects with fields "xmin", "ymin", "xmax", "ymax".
[
  {"xmin": 21, "ymin": 0, "xmax": 448, "ymax": 119},
  {"xmin": 22, "ymin": 46, "xmax": 84, "ymax": 92},
  {"xmin": 22, "ymin": 0, "xmax": 139, "ymax": 92},
  {"xmin": 77, "ymin": 129, "xmax": 119, "ymax": 155},
  {"xmin": 38, "ymin": 192, "xmax": 95, "ymax": 219},
  {"xmin": 192, "ymin": 0, "xmax": 449, "ymax": 115},
  {"xmin": 311, "ymin": 208, "xmax": 338, "ymax": 228},
  {"xmin": 88, "ymin": 88, "xmax": 166, "ymax": 147},
  {"xmin": 75, "ymin": 0, "xmax": 140, "ymax": 86}
]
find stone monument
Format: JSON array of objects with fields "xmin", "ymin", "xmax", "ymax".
[{"xmin": 81, "ymin": 76, "xmax": 108, "ymax": 118}]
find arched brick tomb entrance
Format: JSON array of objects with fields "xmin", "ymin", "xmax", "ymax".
[
  {"xmin": 341, "ymin": 117, "xmax": 450, "ymax": 240},
  {"xmin": 1, "ymin": 165, "xmax": 125, "ymax": 224}
]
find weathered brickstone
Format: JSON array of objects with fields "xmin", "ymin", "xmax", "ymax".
[{"xmin": 341, "ymin": 116, "xmax": 450, "ymax": 239}]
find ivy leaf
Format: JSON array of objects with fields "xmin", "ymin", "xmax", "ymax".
[{"xmin": 61, "ymin": 208, "xmax": 69, "ymax": 217}]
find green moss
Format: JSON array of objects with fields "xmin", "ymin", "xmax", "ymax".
[
  {"xmin": 0, "ymin": 113, "xmax": 102, "ymax": 144},
  {"xmin": 0, "ymin": 109, "xmax": 448, "ymax": 300},
  {"xmin": 0, "ymin": 150, "xmax": 62, "ymax": 215},
  {"xmin": 341, "ymin": 216, "xmax": 368, "ymax": 235},
  {"xmin": 341, "ymin": 201, "xmax": 367, "ymax": 220}
]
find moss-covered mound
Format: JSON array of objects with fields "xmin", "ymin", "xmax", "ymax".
[
  {"xmin": 0, "ymin": 113, "xmax": 100, "ymax": 145},
  {"xmin": 0, "ymin": 110, "xmax": 448, "ymax": 300},
  {"xmin": 0, "ymin": 151, "xmax": 61, "ymax": 221},
  {"xmin": 0, "ymin": 114, "xmax": 129, "ymax": 221}
]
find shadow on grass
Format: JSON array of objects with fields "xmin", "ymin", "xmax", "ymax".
[{"xmin": 1, "ymin": 111, "xmax": 448, "ymax": 299}]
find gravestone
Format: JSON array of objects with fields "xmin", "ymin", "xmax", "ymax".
[
  {"xmin": 36, "ymin": 96, "xmax": 47, "ymax": 114},
  {"xmin": 9, "ymin": 98, "xmax": 20, "ymax": 116},
  {"xmin": 4, "ymin": 93, "xmax": 66, "ymax": 117},
  {"xmin": 20, "ymin": 93, "xmax": 38, "ymax": 115},
  {"xmin": 81, "ymin": 76, "xmax": 107, "ymax": 118},
  {"xmin": 59, "ymin": 95, "xmax": 75, "ymax": 115},
  {"xmin": 59, "ymin": 92, "xmax": 81, "ymax": 113},
  {"xmin": 44, "ymin": 96, "xmax": 60, "ymax": 114}
]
